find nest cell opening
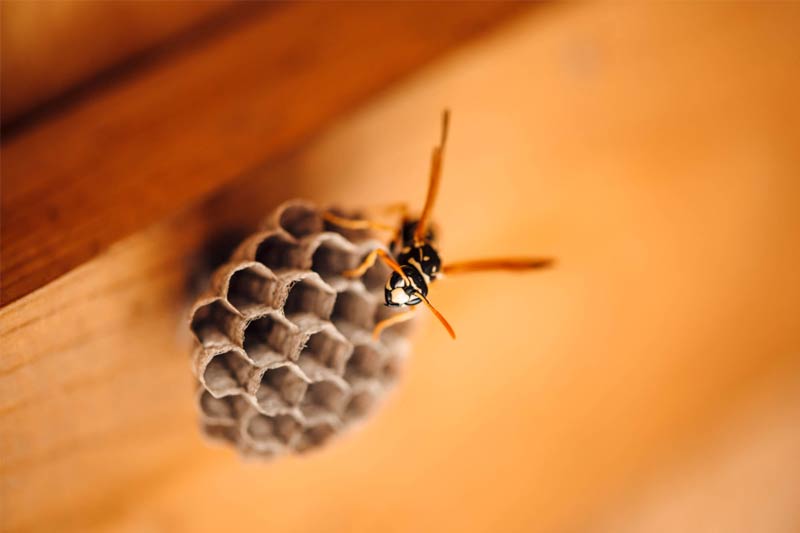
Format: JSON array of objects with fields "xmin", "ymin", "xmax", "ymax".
[
  {"xmin": 311, "ymin": 238, "xmax": 359, "ymax": 281},
  {"xmin": 297, "ymin": 422, "xmax": 336, "ymax": 452},
  {"xmin": 243, "ymin": 314, "xmax": 297, "ymax": 365},
  {"xmin": 380, "ymin": 355, "xmax": 402, "ymax": 384},
  {"xmin": 302, "ymin": 380, "xmax": 347, "ymax": 412},
  {"xmin": 272, "ymin": 414, "xmax": 303, "ymax": 445},
  {"xmin": 227, "ymin": 267, "xmax": 278, "ymax": 311},
  {"xmin": 283, "ymin": 277, "xmax": 335, "ymax": 319},
  {"xmin": 279, "ymin": 204, "xmax": 324, "ymax": 239},
  {"xmin": 191, "ymin": 300, "xmax": 237, "ymax": 345},
  {"xmin": 332, "ymin": 289, "xmax": 376, "ymax": 331},
  {"xmin": 203, "ymin": 422, "xmax": 239, "ymax": 445},
  {"xmin": 246, "ymin": 413, "xmax": 275, "ymax": 441},
  {"xmin": 199, "ymin": 390, "xmax": 235, "ymax": 421},
  {"xmin": 345, "ymin": 390, "xmax": 377, "ymax": 420},
  {"xmin": 362, "ymin": 258, "xmax": 391, "ymax": 293},
  {"xmin": 202, "ymin": 351, "xmax": 245, "ymax": 397},
  {"xmin": 245, "ymin": 413, "xmax": 301, "ymax": 448},
  {"xmin": 345, "ymin": 344, "xmax": 383, "ymax": 379},
  {"xmin": 257, "ymin": 366, "xmax": 307, "ymax": 407},
  {"xmin": 255, "ymin": 234, "xmax": 296, "ymax": 270},
  {"xmin": 298, "ymin": 329, "xmax": 351, "ymax": 375}
]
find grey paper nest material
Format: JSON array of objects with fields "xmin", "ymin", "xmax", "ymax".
[{"xmin": 189, "ymin": 200, "xmax": 414, "ymax": 458}]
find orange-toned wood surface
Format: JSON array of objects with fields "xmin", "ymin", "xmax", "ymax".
[
  {"xmin": 0, "ymin": 0, "xmax": 236, "ymax": 124},
  {"xmin": 0, "ymin": 1, "xmax": 525, "ymax": 307},
  {"xmin": 3, "ymin": 3, "xmax": 800, "ymax": 533}
]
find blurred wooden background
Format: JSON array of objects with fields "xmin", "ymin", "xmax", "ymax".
[
  {"xmin": 2, "ymin": 2, "xmax": 800, "ymax": 533},
  {"xmin": 1, "ymin": 0, "xmax": 237, "ymax": 125}
]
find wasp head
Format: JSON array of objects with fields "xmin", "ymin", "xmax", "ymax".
[{"xmin": 384, "ymin": 265, "xmax": 428, "ymax": 307}]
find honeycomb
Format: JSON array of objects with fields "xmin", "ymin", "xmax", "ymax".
[{"xmin": 189, "ymin": 200, "xmax": 415, "ymax": 458}]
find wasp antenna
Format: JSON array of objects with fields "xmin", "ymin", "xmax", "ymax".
[
  {"xmin": 414, "ymin": 110, "xmax": 450, "ymax": 244},
  {"xmin": 440, "ymin": 108, "xmax": 450, "ymax": 146},
  {"xmin": 417, "ymin": 293, "xmax": 456, "ymax": 340}
]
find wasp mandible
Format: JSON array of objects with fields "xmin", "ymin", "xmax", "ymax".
[{"xmin": 324, "ymin": 110, "xmax": 553, "ymax": 340}]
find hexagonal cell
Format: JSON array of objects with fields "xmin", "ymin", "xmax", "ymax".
[
  {"xmin": 283, "ymin": 276, "xmax": 336, "ymax": 320},
  {"xmin": 245, "ymin": 413, "xmax": 302, "ymax": 448},
  {"xmin": 199, "ymin": 390, "xmax": 236, "ymax": 422},
  {"xmin": 332, "ymin": 288, "xmax": 377, "ymax": 331},
  {"xmin": 273, "ymin": 414, "xmax": 304, "ymax": 445},
  {"xmin": 202, "ymin": 350, "xmax": 247, "ymax": 397},
  {"xmin": 255, "ymin": 234, "xmax": 297, "ymax": 270},
  {"xmin": 345, "ymin": 389, "xmax": 378, "ymax": 420},
  {"xmin": 322, "ymin": 208, "xmax": 372, "ymax": 242},
  {"xmin": 255, "ymin": 366, "xmax": 308, "ymax": 411},
  {"xmin": 310, "ymin": 237, "xmax": 360, "ymax": 281},
  {"xmin": 374, "ymin": 304, "xmax": 416, "ymax": 337},
  {"xmin": 239, "ymin": 445, "xmax": 280, "ymax": 460},
  {"xmin": 362, "ymin": 256, "xmax": 391, "ymax": 293},
  {"xmin": 296, "ymin": 422, "xmax": 337, "ymax": 452},
  {"xmin": 244, "ymin": 413, "xmax": 274, "ymax": 441},
  {"xmin": 302, "ymin": 380, "xmax": 348, "ymax": 413},
  {"xmin": 202, "ymin": 422, "xmax": 239, "ymax": 445},
  {"xmin": 298, "ymin": 328, "xmax": 352, "ymax": 376},
  {"xmin": 278, "ymin": 203, "xmax": 324, "ymax": 239},
  {"xmin": 243, "ymin": 313, "xmax": 302, "ymax": 365},
  {"xmin": 190, "ymin": 299, "xmax": 238, "ymax": 345},
  {"xmin": 227, "ymin": 266, "xmax": 279, "ymax": 312},
  {"xmin": 345, "ymin": 344, "xmax": 383, "ymax": 380},
  {"xmin": 380, "ymin": 355, "xmax": 403, "ymax": 384}
]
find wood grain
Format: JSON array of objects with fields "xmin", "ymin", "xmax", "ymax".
[
  {"xmin": 0, "ymin": 1, "xmax": 526, "ymax": 308},
  {"xmin": 3, "ymin": 2, "xmax": 800, "ymax": 533}
]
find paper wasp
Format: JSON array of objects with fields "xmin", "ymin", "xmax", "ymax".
[{"xmin": 324, "ymin": 110, "xmax": 553, "ymax": 340}]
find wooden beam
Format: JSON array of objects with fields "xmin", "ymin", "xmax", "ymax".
[{"xmin": 0, "ymin": 1, "xmax": 527, "ymax": 307}]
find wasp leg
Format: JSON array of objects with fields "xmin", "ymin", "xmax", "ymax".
[
  {"xmin": 372, "ymin": 308, "xmax": 417, "ymax": 340},
  {"xmin": 324, "ymin": 203, "xmax": 411, "ymax": 247},
  {"xmin": 343, "ymin": 248, "xmax": 408, "ymax": 280},
  {"xmin": 367, "ymin": 202, "xmax": 410, "ymax": 242},
  {"xmin": 442, "ymin": 257, "xmax": 554, "ymax": 276},
  {"xmin": 322, "ymin": 211, "xmax": 397, "ymax": 232},
  {"xmin": 364, "ymin": 202, "xmax": 409, "ymax": 219}
]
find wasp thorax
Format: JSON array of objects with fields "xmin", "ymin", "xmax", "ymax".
[
  {"xmin": 396, "ymin": 243, "xmax": 442, "ymax": 282},
  {"xmin": 385, "ymin": 265, "xmax": 428, "ymax": 307}
]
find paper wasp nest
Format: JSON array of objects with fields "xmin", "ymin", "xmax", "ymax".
[{"xmin": 189, "ymin": 200, "xmax": 414, "ymax": 458}]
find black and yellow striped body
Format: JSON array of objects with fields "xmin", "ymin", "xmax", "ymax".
[{"xmin": 384, "ymin": 220, "xmax": 442, "ymax": 307}]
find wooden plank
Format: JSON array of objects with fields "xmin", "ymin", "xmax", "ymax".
[
  {"xmin": 3, "ymin": 2, "xmax": 800, "ymax": 532},
  {"xmin": 0, "ymin": 1, "xmax": 526, "ymax": 307}
]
